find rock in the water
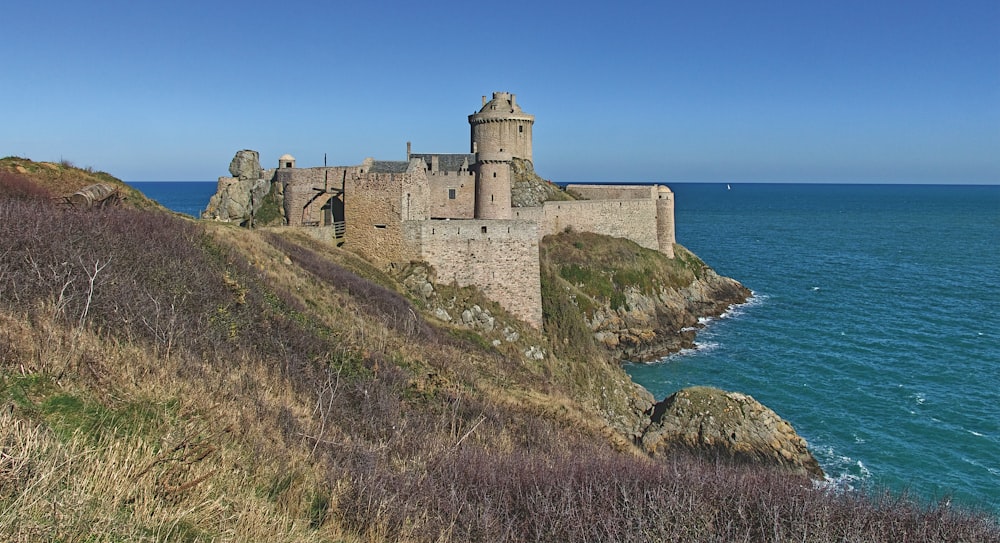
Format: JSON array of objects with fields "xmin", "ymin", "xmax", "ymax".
[{"xmin": 641, "ymin": 386, "xmax": 823, "ymax": 478}]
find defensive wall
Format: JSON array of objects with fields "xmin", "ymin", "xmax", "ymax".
[
  {"xmin": 561, "ymin": 184, "xmax": 675, "ymax": 257},
  {"xmin": 426, "ymin": 169, "xmax": 475, "ymax": 219},
  {"xmin": 565, "ymin": 184, "xmax": 656, "ymax": 201},
  {"xmin": 404, "ymin": 219, "xmax": 542, "ymax": 327},
  {"xmin": 343, "ymin": 170, "xmax": 427, "ymax": 265},
  {"xmin": 539, "ymin": 199, "xmax": 661, "ymax": 251},
  {"xmin": 230, "ymin": 92, "xmax": 677, "ymax": 328},
  {"xmin": 280, "ymin": 166, "xmax": 356, "ymax": 226}
]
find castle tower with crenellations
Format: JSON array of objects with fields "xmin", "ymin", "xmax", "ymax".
[
  {"xmin": 469, "ymin": 92, "xmax": 533, "ymax": 219},
  {"xmin": 469, "ymin": 92, "xmax": 534, "ymax": 162}
]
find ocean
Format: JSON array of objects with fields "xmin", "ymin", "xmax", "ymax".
[
  {"xmin": 130, "ymin": 180, "xmax": 1000, "ymax": 511},
  {"xmin": 629, "ymin": 183, "xmax": 1000, "ymax": 512},
  {"xmin": 128, "ymin": 181, "xmax": 218, "ymax": 218}
]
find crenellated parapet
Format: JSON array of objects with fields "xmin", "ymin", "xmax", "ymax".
[{"xmin": 469, "ymin": 91, "xmax": 534, "ymax": 163}]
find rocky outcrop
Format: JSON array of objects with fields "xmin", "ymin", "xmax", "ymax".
[
  {"xmin": 202, "ymin": 150, "xmax": 275, "ymax": 225},
  {"xmin": 510, "ymin": 158, "xmax": 575, "ymax": 207},
  {"xmin": 590, "ymin": 267, "xmax": 750, "ymax": 362},
  {"xmin": 641, "ymin": 386, "xmax": 823, "ymax": 478},
  {"xmin": 228, "ymin": 149, "xmax": 262, "ymax": 180}
]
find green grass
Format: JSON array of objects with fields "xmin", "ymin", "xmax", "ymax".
[
  {"xmin": 255, "ymin": 181, "xmax": 284, "ymax": 226},
  {"xmin": 543, "ymin": 231, "xmax": 707, "ymax": 317},
  {"xmin": 39, "ymin": 392, "xmax": 172, "ymax": 442}
]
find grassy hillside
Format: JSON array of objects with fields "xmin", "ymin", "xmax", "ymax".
[
  {"xmin": 0, "ymin": 156, "xmax": 160, "ymax": 210},
  {"xmin": 1, "ymin": 164, "xmax": 996, "ymax": 542}
]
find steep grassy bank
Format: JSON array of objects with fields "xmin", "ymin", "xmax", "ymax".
[
  {"xmin": 1, "ymin": 165, "xmax": 996, "ymax": 542},
  {"xmin": 541, "ymin": 230, "xmax": 751, "ymax": 361}
]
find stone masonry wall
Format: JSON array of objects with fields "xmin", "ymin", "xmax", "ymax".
[
  {"xmin": 427, "ymin": 170, "xmax": 475, "ymax": 218},
  {"xmin": 344, "ymin": 173, "xmax": 421, "ymax": 265},
  {"xmin": 565, "ymin": 184, "xmax": 657, "ymax": 201},
  {"xmin": 280, "ymin": 167, "xmax": 357, "ymax": 226},
  {"xmin": 409, "ymin": 219, "xmax": 542, "ymax": 328},
  {"xmin": 540, "ymin": 200, "xmax": 660, "ymax": 251}
]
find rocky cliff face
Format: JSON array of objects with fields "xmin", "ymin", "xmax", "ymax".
[
  {"xmin": 202, "ymin": 150, "xmax": 280, "ymax": 225},
  {"xmin": 541, "ymin": 232, "xmax": 751, "ymax": 363},
  {"xmin": 641, "ymin": 387, "xmax": 824, "ymax": 478},
  {"xmin": 590, "ymin": 266, "xmax": 750, "ymax": 362},
  {"xmin": 510, "ymin": 158, "xmax": 575, "ymax": 207}
]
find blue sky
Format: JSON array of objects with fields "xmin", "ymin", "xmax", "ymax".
[{"xmin": 3, "ymin": 1, "xmax": 998, "ymax": 183}]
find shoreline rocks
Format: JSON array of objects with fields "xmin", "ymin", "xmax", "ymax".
[
  {"xmin": 640, "ymin": 386, "xmax": 824, "ymax": 478},
  {"xmin": 591, "ymin": 267, "xmax": 751, "ymax": 362}
]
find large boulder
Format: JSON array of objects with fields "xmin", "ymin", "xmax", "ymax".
[
  {"xmin": 202, "ymin": 150, "xmax": 275, "ymax": 224},
  {"xmin": 641, "ymin": 386, "xmax": 823, "ymax": 478},
  {"xmin": 202, "ymin": 177, "xmax": 271, "ymax": 224},
  {"xmin": 229, "ymin": 150, "xmax": 261, "ymax": 180}
]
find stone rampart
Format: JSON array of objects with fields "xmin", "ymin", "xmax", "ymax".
[
  {"xmin": 406, "ymin": 219, "xmax": 542, "ymax": 327},
  {"xmin": 511, "ymin": 206, "xmax": 544, "ymax": 223},
  {"xmin": 344, "ymin": 173, "xmax": 423, "ymax": 265},
  {"xmin": 540, "ymin": 200, "xmax": 660, "ymax": 251},
  {"xmin": 427, "ymin": 170, "xmax": 475, "ymax": 218},
  {"xmin": 565, "ymin": 184, "xmax": 657, "ymax": 201},
  {"xmin": 281, "ymin": 167, "xmax": 355, "ymax": 226}
]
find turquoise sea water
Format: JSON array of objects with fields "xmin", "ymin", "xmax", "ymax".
[
  {"xmin": 628, "ymin": 183, "xmax": 1000, "ymax": 512},
  {"xmin": 132, "ymin": 181, "xmax": 1000, "ymax": 511}
]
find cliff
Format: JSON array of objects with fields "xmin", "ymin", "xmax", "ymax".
[
  {"xmin": 2, "ymin": 163, "xmax": 993, "ymax": 541},
  {"xmin": 540, "ymin": 230, "xmax": 751, "ymax": 362}
]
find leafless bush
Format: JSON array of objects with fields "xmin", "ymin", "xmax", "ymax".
[
  {"xmin": 0, "ymin": 201, "xmax": 336, "ymax": 385},
  {"xmin": 333, "ymin": 425, "xmax": 1000, "ymax": 543},
  {"xmin": 0, "ymin": 172, "xmax": 53, "ymax": 201}
]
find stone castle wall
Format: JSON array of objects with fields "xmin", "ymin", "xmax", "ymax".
[
  {"xmin": 539, "ymin": 199, "xmax": 660, "ymax": 251},
  {"xmin": 344, "ymin": 172, "xmax": 424, "ymax": 265},
  {"xmin": 280, "ymin": 167, "xmax": 356, "ymax": 226},
  {"xmin": 426, "ymin": 170, "xmax": 475, "ymax": 218},
  {"xmin": 405, "ymin": 219, "xmax": 542, "ymax": 327},
  {"xmin": 566, "ymin": 184, "xmax": 656, "ymax": 201}
]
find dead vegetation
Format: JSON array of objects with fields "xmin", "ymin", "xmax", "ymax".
[{"xmin": 0, "ymin": 169, "xmax": 997, "ymax": 542}]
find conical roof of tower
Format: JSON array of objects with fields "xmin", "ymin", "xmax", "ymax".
[{"xmin": 471, "ymin": 91, "xmax": 534, "ymax": 122}]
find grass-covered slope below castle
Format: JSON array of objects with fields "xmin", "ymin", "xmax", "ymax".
[
  {"xmin": 1, "ymin": 163, "xmax": 997, "ymax": 542},
  {"xmin": 542, "ymin": 230, "xmax": 751, "ymax": 361}
]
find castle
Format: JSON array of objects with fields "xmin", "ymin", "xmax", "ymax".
[{"xmin": 219, "ymin": 92, "xmax": 675, "ymax": 328}]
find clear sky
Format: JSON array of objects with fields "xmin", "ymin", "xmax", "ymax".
[{"xmin": 3, "ymin": 1, "xmax": 998, "ymax": 184}]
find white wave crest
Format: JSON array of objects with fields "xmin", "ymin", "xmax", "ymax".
[{"xmin": 813, "ymin": 446, "xmax": 872, "ymax": 495}]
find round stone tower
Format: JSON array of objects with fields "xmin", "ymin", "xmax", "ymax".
[
  {"xmin": 470, "ymin": 92, "xmax": 532, "ymax": 220},
  {"xmin": 475, "ymin": 150, "xmax": 513, "ymax": 219},
  {"xmin": 469, "ymin": 91, "xmax": 534, "ymax": 163},
  {"xmin": 655, "ymin": 185, "xmax": 676, "ymax": 258},
  {"xmin": 278, "ymin": 154, "xmax": 296, "ymax": 169}
]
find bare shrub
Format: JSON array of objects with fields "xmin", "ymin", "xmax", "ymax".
[{"xmin": 0, "ymin": 172, "xmax": 53, "ymax": 201}]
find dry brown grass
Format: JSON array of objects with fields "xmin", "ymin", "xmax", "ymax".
[
  {"xmin": 0, "ymin": 156, "xmax": 160, "ymax": 209},
  {"xmin": 1, "ymin": 170, "xmax": 997, "ymax": 542}
]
